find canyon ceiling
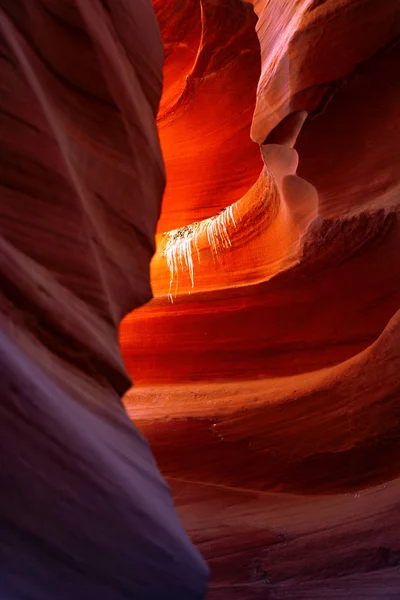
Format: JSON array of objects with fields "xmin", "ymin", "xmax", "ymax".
[{"xmin": 1, "ymin": 0, "xmax": 399, "ymax": 599}]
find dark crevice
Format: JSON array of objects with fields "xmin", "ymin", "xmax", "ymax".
[{"xmin": 261, "ymin": 110, "xmax": 307, "ymax": 147}]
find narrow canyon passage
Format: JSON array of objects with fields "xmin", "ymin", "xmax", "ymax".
[{"xmin": 1, "ymin": 0, "xmax": 399, "ymax": 599}]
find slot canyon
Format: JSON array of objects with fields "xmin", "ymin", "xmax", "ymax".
[{"xmin": 1, "ymin": 0, "xmax": 399, "ymax": 598}]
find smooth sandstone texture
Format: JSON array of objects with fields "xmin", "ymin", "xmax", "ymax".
[
  {"xmin": 0, "ymin": 1, "xmax": 208, "ymax": 599},
  {"xmin": 1, "ymin": 0, "xmax": 399, "ymax": 598},
  {"xmin": 121, "ymin": 0, "xmax": 400, "ymax": 597},
  {"xmin": 155, "ymin": 0, "xmax": 262, "ymax": 232}
]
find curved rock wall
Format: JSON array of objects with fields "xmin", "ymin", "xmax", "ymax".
[
  {"xmin": 0, "ymin": 1, "xmax": 208, "ymax": 598},
  {"xmin": 121, "ymin": 0, "xmax": 400, "ymax": 597},
  {"xmin": 1, "ymin": 0, "xmax": 399, "ymax": 598}
]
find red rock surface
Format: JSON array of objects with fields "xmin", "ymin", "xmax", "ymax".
[
  {"xmin": 1, "ymin": 0, "xmax": 399, "ymax": 598},
  {"xmin": 154, "ymin": 0, "xmax": 262, "ymax": 231},
  {"xmin": 121, "ymin": 0, "xmax": 400, "ymax": 597},
  {"xmin": 0, "ymin": 1, "xmax": 207, "ymax": 598}
]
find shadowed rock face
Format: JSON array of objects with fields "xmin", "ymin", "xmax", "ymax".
[
  {"xmin": 1, "ymin": 0, "xmax": 399, "ymax": 599},
  {"xmin": 120, "ymin": 0, "xmax": 400, "ymax": 597},
  {"xmin": 0, "ymin": 1, "xmax": 208, "ymax": 599}
]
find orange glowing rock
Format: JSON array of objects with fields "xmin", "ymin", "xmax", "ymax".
[
  {"xmin": 120, "ymin": 0, "xmax": 400, "ymax": 594},
  {"xmin": 155, "ymin": 0, "xmax": 262, "ymax": 232},
  {"xmin": 1, "ymin": 0, "xmax": 398, "ymax": 597}
]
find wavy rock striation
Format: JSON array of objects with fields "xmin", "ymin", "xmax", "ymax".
[
  {"xmin": 0, "ymin": 1, "xmax": 208, "ymax": 599},
  {"xmin": 1, "ymin": 0, "xmax": 399, "ymax": 598},
  {"xmin": 121, "ymin": 0, "xmax": 400, "ymax": 597}
]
